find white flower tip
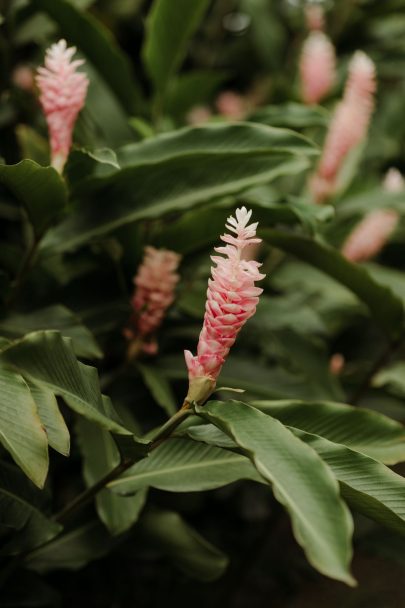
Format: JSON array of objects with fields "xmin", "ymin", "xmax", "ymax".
[
  {"xmin": 383, "ymin": 168, "xmax": 404, "ymax": 193},
  {"xmin": 306, "ymin": 30, "xmax": 331, "ymax": 49},
  {"xmin": 235, "ymin": 206, "xmax": 251, "ymax": 224},
  {"xmin": 350, "ymin": 51, "xmax": 375, "ymax": 77}
]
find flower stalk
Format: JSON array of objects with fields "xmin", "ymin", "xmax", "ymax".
[
  {"xmin": 184, "ymin": 207, "xmax": 265, "ymax": 406},
  {"xmin": 310, "ymin": 51, "xmax": 376, "ymax": 203},
  {"xmin": 124, "ymin": 246, "xmax": 181, "ymax": 359},
  {"xmin": 36, "ymin": 39, "xmax": 89, "ymax": 173}
]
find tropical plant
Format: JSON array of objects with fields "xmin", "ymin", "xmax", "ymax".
[{"xmin": 1, "ymin": 0, "xmax": 405, "ymax": 605}]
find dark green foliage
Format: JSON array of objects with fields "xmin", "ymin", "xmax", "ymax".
[{"xmin": 1, "ymin": 1, "xmax": 405, "ymax": 606}]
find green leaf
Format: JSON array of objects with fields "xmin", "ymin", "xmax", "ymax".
[
  {"xmin": 109, "ymin": 437, "xmax": 262, "ymax": 495},
  {"xmin": 270, "ymin": 260, "xmax": 366, "ymax": 335},
  {"xmin": 66, "ymin": 148, "xmax": 120, "ymax": 188},
  {"xmin": 76, "ymin": 418, "xmax": 147, "ymax": 535},
  {"xmin": 0, "ymin": 160, "xmax": 67, "ymax": 236},
  {"xmin": 113, "ymin": 122, "xmax": 318, "ymax": 168},
  {"xmin": 27, "ymin": 381, "xmax": 70, "ymax": 457},
  {"xmin": 40, "ymin": 123, "xmax": 317, "ymax": 254},
  {"xmin": 136, "ymin": 508, "xmax": 228, "ymax": 581},
  {"xmin": 183, "ymin": 422, "xmax": 236, "ymax": 449},
  {"xmin": 250, "ymin": 102, "xmax": 330, "ymax": 129},
  {"xmin": 373, "ymin": 361, "xmax": 405, "ymax": 398},
  {"xmin": 0, "ymin": 331, "xmax": 130, "ymax": 435},
  {"xmin": 184, "ymin": 421, "xmax": 405, "ymax": 538},
  {"xmin": 159, "ymin": 353, "xmax": 325, "ymax": 400},
  {"xmin": 255, "ymin": 327, "xmax": 344, "ymax": 401},
  {"xmin": 15, "ymin": 124, "xmax": 50, "ymax": 166},
  {"xmin": 337, "ymin": 187, "xmax": 405, "ymax": 217},
  {"xmin": 296, "ymin": 430, "xmax": 405, "ymax": 537},
  {"xmin": 261, "ymin": 229, "xmax": 404, "ymax": 339},
  {"xmin": 0, "ymin": 367, "xmax": 48, "ymax": 488},
  {"xmin": 197, "ymin": 400, "xmax": 355, "ymax": 586},
  {"xmin": 0, "ymin": 463, "xmax": 61, "ymax": 555},
  {"xmin": 136, "ymin": 363, "xmax": 177, "ymax": 416},
  {"xmin": 251, "ymin": 400, "xmax": 405, "ymax": 465},
  {"xmin": 365, "ymin": 263, "xmax": 405, "ymax": 309},
  {"xmin": 143, "ymin": 0, "xmax": 211, "ymax": 97},
  {"xmin": 0, "ymin": 305, "xmax": 102, "ymax": 359},
  {"xmin": 26, "ymin": 520, "xmax": 116, "ymax": 572},
  {"xmin": 81, "ymin": 61, "xmax": 135, "ymax": 148},
  {"xmin": 165, "ymin": 70, "xmax": 228, "ymax": 117},
  {"xmin": 31, "ymin": 0, "xmax": 140, "ymax": 113},
  {"xmin": 151, "ymin": 197, "xmax": 329, "ymax": 256}
]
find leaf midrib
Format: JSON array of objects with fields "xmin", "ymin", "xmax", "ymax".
[{"xmin": 109, "ymin": 453, "xmax": 252, "ymax": 489}]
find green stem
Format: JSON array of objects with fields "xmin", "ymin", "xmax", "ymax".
[
  {"xmin": 54, "ymin": 458, "xmax": 134, "ymax": 525},
  {"xmin": 53, "ymin": 407, "xmax": 192, "ymax": 525},
  {"xmin": 5, "ymin": 235, "xmax": 40, "ymax": 309},
  {"xmin": 0, "ymin": 404, "xmax": 192, "ymax": 589}
]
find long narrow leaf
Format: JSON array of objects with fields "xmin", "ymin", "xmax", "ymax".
[{"xmin": 197, "ymin": 400, "xmax": 355, "ymax": 585}]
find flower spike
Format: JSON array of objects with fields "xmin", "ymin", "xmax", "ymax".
[
  {"xmin": 125, "ymin": 246, "xmax": 181, "ymax": 358},
  {"xmin": 341, "ymin": 209, "xmax": 398, "ymax": 263},
  {"xmin": 310, "ymin": 51, "xmax": 376, "ymax": 203},
  {"xmin": 300, "ymin": 31, "xmax": 336, "ymax": 105},
  {"xmin": 36, "ymin": 39, "xmax": 89, "ymax": 173},
  {"xmin": 341, "ymin": 168, "xmax": 402, "ymax": 263},
  {"xmin": 184, "ymin": 207, "xmax": 265, "ymax": 406}
]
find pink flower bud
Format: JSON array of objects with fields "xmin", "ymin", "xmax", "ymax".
[
  {"xmin": 125, "ymin": 246, "xmax": 181, "ymax": 357},
  {"xmin": 13, "ymin": 65, "xmax": 35, "ymax": 91},
  {"xmin": 310, "ymin": 51, "xmax": 376, "ymax": 203},
  {"xmin": 36, "ymin": 39, "xmax": 89, "ymax": 173},
  {"xmin": 300, "ymin": 31, "xmax": 336, "ymax": 105},
  {"xmin": 184, "ymin": 207, "xmax": 265, "ymax": 405},
  {"xmin": 329, "ymin": 353, "xmax": 345, "ymax": 376},
  {"xmin": 342, "ymin": 209, "xmax": 398, "ymax": 263},
  {"xmin": 383, "ymin": 168, "xmax": 404, "ymax": 193},
  {"xmin": 215, "ymin": 91, "xmax": 249, "ymax": 120},
  {"xmin": 341, "ymin": 166, "xmax": 402, "ymax": 263},
  {"xmin": 186, "ymin": 105, "xmax": 212, "ymax": 125}
]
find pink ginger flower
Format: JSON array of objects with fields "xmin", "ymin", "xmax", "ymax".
[
  {"xmin": 184, "ymin": 207, "xmax": 265, "ymax": 406},
  {"xmin": 341, "ymin": 209, "xmax": 398, "ymax": 263},
  {"xmin": 310, "ymin": 51, "xmax": 376, "ymax": 203},
  {"xmin": 36, "ymin": 39, "xmax": 89, "ymax": 173},
  {"xmin": 300, "ymin": 31, "xmax": 336, "ymax": 105},
  {"xmin": 342, "ymin": 166, "xmax": 402, "ymax": 263},
  {"xmin": 125, "ymin": 246, "xmax": 181, "ymax": 358}
]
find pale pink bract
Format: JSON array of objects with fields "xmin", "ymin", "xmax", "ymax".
[
  {"xmin": 341, "ymin": 167, "xmax": 402, "ymax": 263},
  {"xmin": 300, "ymin": 31, "xmax": 336, "ymax": 105},
  {"xmin": 184, "ymin": 207, "xmax": 265, "ymax": 403},
  {"xmin": 383, "ymin": 168, "xmax": 405, "ymax": 193},
  {"xmin": 36, "ymin": 39, "xmax": 89, "ymax": 173},
  {"xmin": 125, "ymin": 246, "xmax": 181, "ymax": 356},
  {"xmin": 342, "ymin": 209, "xmax": 398, "ymax": 263},
  {"xmin": 186, "ymin": 105, "xmax": 212, "ymax": 126},
  {"xmin": 310, "ymin": 51, "xmax": 376, "ymax": 203}
]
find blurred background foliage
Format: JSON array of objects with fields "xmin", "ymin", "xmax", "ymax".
[{"xmin": 1, "ymin": 0, "xmax": 405, "ymax": 606}]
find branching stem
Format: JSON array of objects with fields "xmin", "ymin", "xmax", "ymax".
[{"xmin": 53, "ymin": 407, "xmax": 192, "ymax": 525}]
